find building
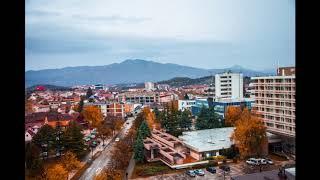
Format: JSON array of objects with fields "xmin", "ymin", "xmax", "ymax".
[
  {"xmin": 277, "ymin": 67, "xmax": 295, "ymax": 76},
  {"xmin": 178, "ymin": 100, "xmax": 196, "ymax": 111},
  {"xmin": 143, "ymin": 128, "xmax": 236, "ymax": 169},
  {"xmin": 145, "ymin": 82, "xmax": 155, "ymax": 91},
  {"xmin": 157, "ymin": 84, "xmax": 170, "ymax": 91},
  {"xmin": 94, "ymin": 84, "xmax": 105, "ymax": 90},
  {"xmin": 251, "ymin": 67, "xmax": 295, "ymax": 154},
  {"xmin": 215, "ymin": 72, "xmax": 243, "ymax": 99},
  {"xmin": 118, "ymin": 92, "xmax": 160, "ymax": 104},
  {"xmin": 25, "ymin": 112, "xmax": 74, "ymax": 130},
  {"xmin": 191, "ymin": 97, "xmax": 254, "ymax": 118},
  {"xmin": 179, "ymin": 127, "xmax": 235, "ymax": 160},
  {"xmin": 84, "ymin": 102, "xmax": 125, "ymax": 118}
]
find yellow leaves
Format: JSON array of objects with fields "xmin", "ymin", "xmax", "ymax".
[
  {"xmin": 44, "ymin": 164, "xmax": 68, "ymax": 180},
  {"xmin": 60, "ymin": 151, "xmax": 82, "ymax": 172},
  {"xmin": 225, "ymin": 106, "xmax": 242, "ymax": 126},
  {"xmin": 82, "ymin": 106, "xmax": 103, "ymax": 128},
  {"xmin": 142, "ymin": 107, "xmax": 161, "ymax": 130},
  {"xmin": 231, "ymin": 109, "xmax": 267, "ymax": 158}
]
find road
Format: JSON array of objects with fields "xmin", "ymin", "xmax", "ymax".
[{"xmin": 79, "ymin": 116, "xmax": 135, "ymax": 180}]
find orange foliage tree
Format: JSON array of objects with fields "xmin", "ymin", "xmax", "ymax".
[
  {"xmin": 44, "ymin": 164, "xmax": 68, "ymax": 180},
  {"xmin": 142, "ymin": 107, "xmax": 161, "ymax": 130},
  {"xmin": 59, "ymin": 151, "xmax": 82, "ymax": 173},
  {"xmin": 94, "ymin": 168, "xmax": 123, "ymax": 180},
  {"xmin": 225, "ymin": 106, "xmax": 242, "ymax": 126},
  {"xmin": 82, "ymin": 106, "xmax": 103, "ymax": 128},
  {"xmin": 231, "ymin": 108, "xmax": 268, "ymax": 158}
]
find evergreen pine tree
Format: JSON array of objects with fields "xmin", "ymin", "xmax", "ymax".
[
  {"xmin": 133, "ymin": 134, "xmax": 145, "ymax": 163},
  {"xmin": 184, "ymin": 93, "xmax": 189, "ymax": 100},
  {"xmin": 195, "ymin": 105, "xmax": 209, "ymax": 130},
  {"xmin": 25, "ymin": 142, "xmax": 43, "ymax": 174},
  {"xmin": 179, "ymin": 110, "xmax": 192, "ymax": 130},
  {"xmin": 32, "ymin": 124, "xmax": 56, "ymax": 151},
  {"xmin": 77, "ymin": 96, "xmax": 85, "ymax": 112},
  {"xmin": 86, "ymin": 87, "xmax": 93, "ymax": 99},
  {"xmin": 63, "ymin": 121, "xmax": 88, "ymax": 158},
  {"xmin": 138, "ymin": 121, "xmax": 151, "ymax": 139}
]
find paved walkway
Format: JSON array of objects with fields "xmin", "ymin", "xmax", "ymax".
[{"xmin": 125, "ymin": 155, "xmax": 135, "ymax": 180}]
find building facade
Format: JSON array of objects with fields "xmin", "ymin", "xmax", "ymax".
[
  {"xmin": 118, "ymin": 92, "xmax": 160, "ymax": 104},
  {"xmin": 178, "ymin": 100, "xmax": 196, "ymax": 112},
  {"xmin": 145, "ymin": 82, "xmax": 155, "ymax": 91},
  {"xmin": 215, "ymin": 72, "xmax": 243, "ymax": 99},
  {"xmin": 251, "ymin": 68, "xmax": 295, "ymax": 154}
]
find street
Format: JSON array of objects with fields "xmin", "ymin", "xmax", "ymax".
[{"xmin": 79, "ymin": 116, "xmax": 135, "ymax": 180}]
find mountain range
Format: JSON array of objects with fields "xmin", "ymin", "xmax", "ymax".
[{"xmin": 25, "ymin": 59, "xmax": 275, "ymax": 87}]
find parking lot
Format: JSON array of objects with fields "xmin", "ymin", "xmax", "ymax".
[{"xmin": 132, "ymin": 160, "xmax": 287, "ymax": 180}]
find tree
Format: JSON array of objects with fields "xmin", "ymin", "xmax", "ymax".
[
  {"xmin": 94, "ymin": 168, "xmax": 123, "ymax": 180},
  {"xmin": 143, "ymin": 107, "xmax": 160, "ymax": 130},
  {"xmin": 138, "ymin": 121, "xmax": 151, "ymax": 139},
  {"xmin": 77, "ymin": 96, "xmax": 85, "ymax": 113},
  {"xmin": 159, "ymin": 101, "xmax": 182, "ymax": 136},
  {"xmin": 225, "ymin": 106, "xmax": 242, "ymax": 126},
  {"xmin": 25, "ymin": 142, "xmax": 43, "ymax": 175},
  {"xmin": 82, "ymin": 106, "xmax": 103, "ymax": 128},
  {"xmin": 195, "ymin": 106, "xmax": 222, "ymax": 130},
  {"xmin": 153, "ymin": 107, "xmax": 160, "ymax": 120},
  {"xmin": 96, "ymin": 121, "xmax": 112, "ymax": 146},
  {"xmin": 179, "ymin": 110, "xmax": 192, "ymax": 130},
  {"xmin": 231, "ymin": 109, "xmax": 268, "ymax": 158},
  {"xmin": 44, "ymin": 164, "xmax": 68, "ymax": 180},
  {"xmin": 133, "ymin": 135, "xmax": 145, "ymax": 163},
  {"xmin": 184, "ymin": 93, "xmax": 189, "ymax": 100},
  {"xmin": 32, "ymin": 124, "xmax": 56, "ymax": 152},
  {"xmin": 60, "ymin": 151, "xmax": 82, "ymax": 173},
  {"xmin": 63, "ymin": 121, "xmax": 88, "ymax": 158},
  {"xmin": 105, "ymin": 116, "xmax": 124, "ymax": 136},
  {"xmin": 25, "ymin": 100, "xmax": 34, "ymax": 114},
  {"xmin": 86, "ymin": 87, "xmax": 93, "ymax": 99}
]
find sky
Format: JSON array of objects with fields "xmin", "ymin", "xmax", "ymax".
[{"xmin": 26, "ymin": 0, "xmax": 295, "ymax": 71}]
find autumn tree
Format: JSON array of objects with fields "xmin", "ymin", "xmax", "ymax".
[
  {"xmin": 105, "ymin": 116, "xmax": 124, "ymax": 136},
  {"xmin": 44, "ymin": 164, "xmax": 68, "ymax": 180},
  {"xmin": 96, "ymin": 121, "xmax": 113, "ymax": 146},
  {"xmin": 63, "ymin": 121, "xmax": 88, "ymax": 158},
  {"xmin": 225, "ymin": 106, "xmax": 242, "ymax": 126},
  {"xmin": 82, "ymin": 106, "xmax": 103, "ymax": 128},
  {"xmin": 94, "ymin": 168, "xmax": 123, "ymax": 180},
  {"xmin": 25, "ymin": 100, "xmax": 34, "ymax": 114},
  {"xmin": 60, "ymin": 151, "xmax": 82, "ymax": 173},
  {"xmin": 231, "ymin": 108, "xmax": 268, "ymax": 158},
  {"xmin": 143, "ymin": 107, "xmax": 160, "ymax": 130}
]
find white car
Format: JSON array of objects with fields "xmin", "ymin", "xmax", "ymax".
[
  {"xmin": 115, "ymin": 138, "xmax": 120, "ymax": 142},
  {"xmin": 257, "ymin": 158, "xmax": 267, "ymax": 165},
  {"xmin": 246, "ymin": 158, "xmax": 259, "ymax": 165},
  {"xmin": 265, "ymin": 158, "xmax": 274, "ymax": 165}
]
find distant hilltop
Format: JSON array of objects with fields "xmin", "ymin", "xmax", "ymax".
[{"xmin": 25, "ymin": 59, "xmax": 275, "ymax": 87}]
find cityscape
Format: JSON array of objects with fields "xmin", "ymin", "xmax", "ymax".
[{"xmin": 25, "ymin": 1, "xmax": 295, "ymax": 180}]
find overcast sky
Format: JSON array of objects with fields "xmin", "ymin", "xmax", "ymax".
[{"xmin": 26, "ymin": 0, "xmax": 295, "ymax": 71}]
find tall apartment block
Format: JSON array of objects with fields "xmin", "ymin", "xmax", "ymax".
[
  {"xmin": 215, "ymin": 72, "xmax": 243, "ymax": 99},
  {"xmin": 251, "ymin": 67, "xmax": 295, "ymax": 154}
]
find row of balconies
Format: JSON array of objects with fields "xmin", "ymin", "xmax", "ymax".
[
  {"xmin": 254, "ymin": 97, "xmax": 295, "ymax": 102},
  {"xmin": 253, "ymin": 104, "xmax": 295, "ymax": 110}
]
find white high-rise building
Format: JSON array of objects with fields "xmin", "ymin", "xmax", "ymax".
[
  {"xmin": 145, "ymin": 82, "xmax": 155, "ymax": 91},
  {"xmin": 215, "ymin": 72, "xmax": 243, "ymax": 99}
]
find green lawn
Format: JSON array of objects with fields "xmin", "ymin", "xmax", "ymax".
[{"xmin": 132, "ymin": 161, "xmax": 184, "ymax": 178}]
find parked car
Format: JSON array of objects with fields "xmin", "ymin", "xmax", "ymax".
[
  {"xmin": 186, "ymin": 170, "xmax": 196, "ymax": 177},
  {"xmin": 258, "ymin": 158, "xmax": 267, "ymax": 165},
  {"xmin": 194, "ymin": 169, "xmax": 205, "ymax": 176},
  {"xmin": 246, "ymin": 158, "xmax": 259, "ymax": 165},
  {"xmin": 219, "ymin": 165, "xmax": 230, "ymax": 172},
  {"xmin": 265, "ymin": 158, "xmax": 274, "ymax": 165},
  {"xmin": 115, "ymin": 137, "xmax": 120, "ymax": 142},
  {"xmin": 206, "ymin": 167, "xmax": 216, "ymax": 174}
]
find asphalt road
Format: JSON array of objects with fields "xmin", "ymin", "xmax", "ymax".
[{"xmin": 79, "ymin": 116, "xmax": 135, "ymax": 180}]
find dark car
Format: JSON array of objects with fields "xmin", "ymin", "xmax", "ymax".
[
  {"xmin": 186, "ymin": 170, "xmax": 196, "ymax": 177},
  {"xmin": 206, "ymin": 167, "xmax": 216, "ymax": 174},
  {"xmin": 219, "ymin": 165, "xmax": 230, "ymax": 172}
]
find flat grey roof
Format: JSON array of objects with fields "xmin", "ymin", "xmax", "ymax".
[{"xmin": 178, "ymin": 127, "xmax": 234, "ymax": 152}]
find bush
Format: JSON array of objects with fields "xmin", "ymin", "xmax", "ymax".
[
  {"xmin": 208, "ymin": 160, "xmax": 218, "ymax": 167},
  {"xmin": 213, "ymin": 155, "xmax": 226, "ymax": 162}
]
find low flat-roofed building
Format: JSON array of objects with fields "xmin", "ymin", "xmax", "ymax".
[{"xmin": 179, "ymin": 127, "xmax": 235, "ymax": 160}]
